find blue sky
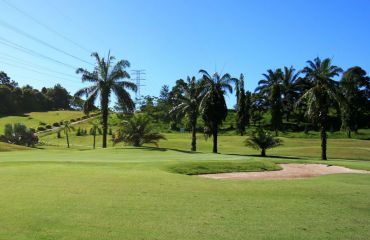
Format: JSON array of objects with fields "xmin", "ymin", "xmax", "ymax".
[{"xmin": 1, "ymin": 0, "xmax": 370, "ymax": 107}]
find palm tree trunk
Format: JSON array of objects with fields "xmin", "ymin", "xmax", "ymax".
[
  {"xmin": 261, "ymin": 148, "xmax": 266, "ymax": 157},
  {"xmin": 66, "ymin": 130, "xmax": 70, "ymax": 148},
  {"xmin": 212, "ymin": 126, "xmax": 218, "ymax": 153},
  {"xmin": 191, "ymin": 118, "xmax": 197, "ymax": 152},
  {"xmin": 320, "ymin": 125, "xmax": 327, "ymax": 160},
  {"xmin": 93, "ymin": 134, "xmax": 96, "ymax": 149},
  {"xmin": 101, "ymin": 93, "xmax": 109, "ymax": 148}
]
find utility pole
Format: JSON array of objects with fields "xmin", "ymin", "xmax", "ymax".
[{"xmin": 131, "ymin": 69, "xmax": 146, "ymax": 109}]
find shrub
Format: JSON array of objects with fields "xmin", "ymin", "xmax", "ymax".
[
  {"xmin": 53, "ymin": 122, "xmax": 60, "ymax": 127},
  {"xmin": 39, "ymin": 121, "xmax": 46, "ymax": 126},
  {"xmin": 1, "ymin": 123, "xmax": 39, "ymax": 147},
  {"xmin": 46, "ymin": 125, "xmax": 52, "ymax": 129},
  {"xmin": 76, "ymin": 118, "xmax": 81, "ymax": 121},
  {"xmin": 70, "ymin": 119, "xmax": 76, "ymax": 122},
  {"xmin": 37, "ymin": 126, "xmax": 46, "ymax": 131},
  {"xmin": 57, "ymin": 131, "xmax": 61, "ymax": 138},
  {"xmin": 245, "ymin": 128, "xmax": 283, "ymax": 157},
  {"xmin": 82, "ymin": 116, "xmax": 88, "ymax": 119}
]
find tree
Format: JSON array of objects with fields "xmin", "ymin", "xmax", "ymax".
[
  {"xmin": 199, "ymin": 69, "xmax": 234, "ymax": 153},
  {"xmin": 112, "ymin": 114, "xmax": 166, "ymax": 147},
  {"xmin": 170, "ymin": 76, "xmax": 204, "ymax": 151},
  {"xmin": 75, "ymin": 52, "xmax": 137, "ymax": 148},
  {"xmin": 299, "ymin": 57, "xmax": 342, "ymax": 160},
  {"xmin": 340, "ymin": 67, "xmax": 370, "ymax": 137},
  {"xmin": 236, "ymin": 74, "xmax": 247, "ymax": 135},
  {"xmin": 245, "ymin": 128, "xmax": 283, "ymax": 157},
  {"xmin": 245, "ymin": 91, "xmax": 252, "ymax": 127},
  {"xmin": 90, "ymin": 122, "xmax": 102, "ymax": 149},
  {"xmin": 59, "ymin": 121, "xmax": 75, "ymax": 148},
  {"xmin": 256, "ymin": 69, "xmax": 283, "ymax": 135},
  {"xmin": 281, "ymin": 66, "xmax": 300, "ymax": 121},
  {"xmin": 0, "ymin": 71, "xmax": 18, "ymax": 88},
  {"xmin": 0, "ymin": 123, "xmax": 38, "ymax": 147}
]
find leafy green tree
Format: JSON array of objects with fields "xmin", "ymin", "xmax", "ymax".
[
  {"xmin": 236, "ymin": 74, "xmax": 247, "ymax": 135},
  {"xmin": 281, "ymin": 66, "xmax": 300, "ymax": 122},
  {"xmin": 245, "ymin": 91, "xmax": 252, "ymax": 127},
  {"xmin": 112, "ymin": 114, "xmax": 166, "ymax": 147},
  {"xmin": 75, "ymin": 52, "xmax": 137, "ymax": 148},
  {"xmin": 90, "ymin": 122, "xmax": 102, "ymax": 149},
  {"xmin": 199, "ymin": 69, "xmax": 234, "ymax": 153},
  {"xmin": 340, "ymin": 67, "xmax": 370, "ymax": 137},
  {"xmin": 0, "ymin": 71, "xmax": 18, "ymax": 88},
  {"xmin": 59, "ymin": 121, "xmax": 75, "ymax": 148},
  {"xmin": 256, "ymin": 69, "xmax": 283, "ymax": 135},
  {"xmin": 245, "ymin": 128, "xmax": 283, "ymax": 157},
  {"xmin": 170, "ymin": 76, "xmax": 204, "ymax": 151},
  {"xmin": 299, "ymin": 57, "xmax": 342, "ymax": 160},
  {"xmin": 1, "ymin": 123, "xmax": 38, "ymax": 147}
]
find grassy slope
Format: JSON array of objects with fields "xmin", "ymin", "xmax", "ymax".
[
  {"xmin": 0, "ymin": 111, "xmax": 85, "ymax": 133},
  {"xmin": 0, "ymin": 142, "xmax": 30, "ymax": 152},
  {"xmin": 0, "ymin": 147, "xmax": 369, "ymax": 240}
]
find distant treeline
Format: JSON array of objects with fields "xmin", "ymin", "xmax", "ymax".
[{"xmin": 0, "ymin": 71, "xmax": 83, "ymax": 115}]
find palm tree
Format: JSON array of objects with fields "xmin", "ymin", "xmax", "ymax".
[
  {"xmin": 199, "ymin": 69, "xmax": 234, "ymax": 153},
  {"xmin": 299, "ymin": 57, "xmax": 342, "ymax": 160},
  {"xmin": 340, "ymin": 67, "xmax": 370, "ymax": 138},
  {"xmin": 75, "ymin": 52, "xmax": 137, "ymax": 148},
  {"xmin": 256, "ymin": 69, "xmax": 283, "ymax": 136},
  {"xmin": 112, "ymin": 114, "xmax": 166, "ymax": 147},
  {"xmin": 170, "ymin": 76, "xmax": 204, "ymax": 151},
  {"xmin": 245, "ymin": 128, "xmax": 283, "ymax": 157},
  {"xmin": 90, "ymin": 122, "xmax": 102, "ymax": 149},
  {"xmin": 281, "ymin": 66, "xmax": 300, "ymax": 122},
  {"xmin": 59, "ymin": 121, "xmax": 75, "ymax": 148}
]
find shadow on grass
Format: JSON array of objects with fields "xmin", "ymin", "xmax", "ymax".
[
  {"xmin": 122, "ymin": 146, "xmax": 201, "ymax": 154},
  {"xmin": 224, "ymin": 153, "xmax": 303, "ymax": 160}
]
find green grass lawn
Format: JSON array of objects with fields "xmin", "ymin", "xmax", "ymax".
[
  {"xmin": 0, "ymin": 131, "xmax": 370, "ymax": 239},
  {"xmin": 0, "ymin": 111, "xmax": 86, "ymax": 133}
]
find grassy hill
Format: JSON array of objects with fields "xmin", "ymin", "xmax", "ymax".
[
  {"xmin": 0, "ymin": 142, "xmax": 31, "ymax": 152},
  {"xmin": 0, "ymin": 111, "xmax": 86, "ymax": 133}
]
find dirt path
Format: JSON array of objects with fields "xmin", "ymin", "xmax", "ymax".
[
  {"xmin": 198, "ymin": 164, "xmax": 369, "ymax": 180},
  {"xmin": 37, "ymin": 116, "xmax": 98, "ymax": 134}
]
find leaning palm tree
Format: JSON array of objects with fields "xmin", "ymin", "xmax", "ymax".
[
  {"xmin": 58, "ymin": 121, "xmax": 75, "ymax": 148},
  {"xmin": 170, "ymin": 76, "xmax": 204, "ymax": 151},
  {"xmin": 199, "ymin": 69, "xmax": 234, "ymax": 153},
  {"xmin": 112, "ymin": 114, "xmax": 166, "ymax": 147},
  {"xmin": 89, "ymin": 122, "xmax": 102, "ymax": 149},
  {"xmin": 75, "ymin": 52, "xmax": 137, "ymax": 148},
  {"xmin": 255, "ymin": 69, "xmax": 283, "ymax": 136},
  {"xmin": 245, "ymin": 128, "xmax": 283, "ymax": 157},
  {"xmin": 298, "ymin": 57, "xmax": 342, "ymax": 160}
]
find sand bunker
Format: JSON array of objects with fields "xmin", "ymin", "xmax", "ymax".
[{"xmin": 198, "ymin": 164, "xmax": 369, "ymax": 180}]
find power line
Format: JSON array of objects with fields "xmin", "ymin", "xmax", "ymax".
[
  {"xmin": 0, "ymin": 53, "xmax": 78, "ymax": 78},
  {"xmin": 0, "ymin": 0, "xmax": 92, "ymax": 54},
  {"xmin": 0, "ymin": 60, "xmax": 80, "ymax": 84},
  {"xmin": 0, "ymin": 36, "xmax": 78, "ymax": 70},
  {"xmin": 0, "ymin": 18, "xmax": 93, "ymax": 66}
]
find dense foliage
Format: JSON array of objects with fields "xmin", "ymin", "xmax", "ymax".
[
  {"xmin": 0, "ymin": 123, "xmax": 38, "ymax": 147},
  {"xmin": 244, "ymin": 128, "xmax": 283, "ymax": 157}
]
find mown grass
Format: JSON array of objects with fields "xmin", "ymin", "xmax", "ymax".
[
  {"xmin": 0, "ymin": 111, "xmax": 85, "ymax": 133},
  {"xmin": 167, "ymin": 160, "xmax": 281, "ymax": 175},
  {"xmin": 0, "ymin": 142, "xmax": 30, "ymax": 152}
]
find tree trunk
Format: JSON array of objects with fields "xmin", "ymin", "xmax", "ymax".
[
  {"xmin": 66, "ymin": 130, "xmax": 70, "ymax": 148},
  {"xmin": 348, "ymin": 130, "xmax": 351, "ymax": 138},
  {"xmin": 212, "ymin": 126, "xmax": 218, "ymax": 153},
  {"xmin": 261, "ymin": 148, "xmax": 266, "ymax": 157},
  {"xmin": 320, "ymin": 125, "xmax": 327, "ymax": 160},
  {"xmin": 93, "ymin": 134, "xmax": 96, "ymax": 149},
  {"xmin": 101, "ymin": 94, "xmax": 109, "ymax": 148},
  {"xmin": 191, "ymin": 119, "xmax": 197, "ymax": 152}
]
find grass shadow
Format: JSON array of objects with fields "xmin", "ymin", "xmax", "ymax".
[{"xmin": 224, "ymin": 153, "xmax": 304, "ymax": 160}]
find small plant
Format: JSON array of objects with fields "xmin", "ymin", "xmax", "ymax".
[
  {"xmin": 108, "ymin": 128, "xmax": 113, "ymax": 135},
  {"xmin": 112, "ymin": 114, "xmax": 166, "ymax": 147},
  {"xmin": 45, "ymin": 125, "xmax": 52, "ymax": 129},
  {"xmin": 39, "ymin": 121, "xmax": 46, "ymax": 126},
  {"xmin": 37, "ymin": 126, "xmax": 46, "ymax": 131},
  {"xmin": 245, "ymin": 128, "xmax": 283, "ymax": 157},
  {"xmin": 57, "ymin": 131, "xmax": 61, "ymax": 138},
  {"xmin": 52, "ymin": 122, "xmax": 60, "ymax": 127}
]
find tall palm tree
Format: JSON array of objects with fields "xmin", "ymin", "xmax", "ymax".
[
  {"xmin": 256, "ymin": 69, "xmax": 283, "ymax": 136},
  {"xmin": 299, "ymin": 57, "xmax": 342, "ymax": 160},
  {"xmin": 170, "ymin": 76, "xmax": 204, "ymax": 151},
  {"xmin": 281, "ymin": 66, "xmax": 300, "ymax": 122},
  {"xmin": 75, "ymin": 52, "xmax": 137, "ymax": 148},
  {"xmin": 199, "ymin": 69, "xmax": 234, "ymax": 153},
  {"xmin": 58, "ymin": 121, "xmax": 75, "ymax": 148}
]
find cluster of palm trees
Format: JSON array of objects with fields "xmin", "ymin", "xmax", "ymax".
[{"xmin": 74, "ymin": 52, "xmax": 369, "ymax": 160}]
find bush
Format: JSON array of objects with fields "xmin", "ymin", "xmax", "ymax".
[
  {"xmin": 46, "ymin": 125, "xmax": 52, "ymax": 129},
  {"xmin": 53, "ymin": 122, "xmax": 60, "ymax": 127},
  {"xmin": 82, "ymin": 116, "xmax": 88, "ymax": 119},
  {"xmin": 76, "ymin": 118, "xmax": 81, "ymax": 121},
  {"xmin": 70, "ymin": 119, "xmax": 76, "ymax": 122},
  {"xmin": 39, "ymin": 121, "xmax": 46, "ymax": 126},
  {"xmin": 245, "ymin": 128, "xmax": 283, "ymax": 157},
  {"xmin": 1, "ymin": 123, "xmax": 38, "ymax": 147},
  {"xmin": 37, "ymin": 126, "xmax": 46, "ymax": 131}
]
